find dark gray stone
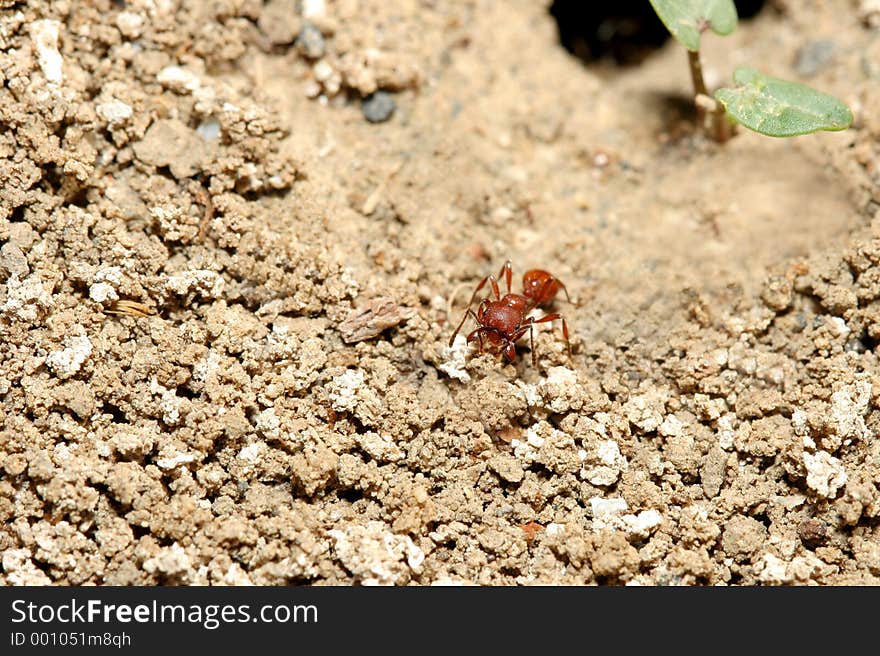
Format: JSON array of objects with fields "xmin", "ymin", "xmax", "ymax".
[
  {"xmin": 362, "ymin": 92, "xmax": 396, "ymax": 123},
  {"xmin": 296, "ymin": 22, "xmax": 325, "ymax": 59}
]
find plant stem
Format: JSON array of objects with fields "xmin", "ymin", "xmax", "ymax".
[
  {"xmin": 688, "ymin": 50, "xmax": 709, "ymax": 97},
  {"xmin": 687, "ymin": 49, "xmax": 734, "ymax": 142}
]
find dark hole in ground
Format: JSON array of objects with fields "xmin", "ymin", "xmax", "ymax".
[
  {"xmin": 550, "ymin": 0, "xmax": 767, "ymax": 66},
  {"xmin": 102, "ymin": 402, "xmax": 130, "ymax": 424}
]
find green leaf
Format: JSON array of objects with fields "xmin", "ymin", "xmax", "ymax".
[
  {"xmin": 649, "ymin": 0, "xmax": 738, "ymax": 51},
  {"xmin": 714, "ymin": 67, "xmax": 853, "ymax": 137}
]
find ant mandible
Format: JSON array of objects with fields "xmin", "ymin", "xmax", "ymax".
[{"xmin": 448, "ymin": 260, "xmax": 572, "ymax": 366}]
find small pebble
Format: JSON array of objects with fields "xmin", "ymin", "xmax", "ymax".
[
  {"xmin": 845, "ymin": 335, "xmax": 868, "ymax": 353},
  {"xmin": 196, "ymin": 117, "xmax": 221, "ymax": 141},
  {"xmin": 797, "ymin": 518, "xmax": 828, "ymax": 549},
  {"xmin": 0, "ymin": 243, "xmax": 29, "ymax": 279},
  {"xmin": 297, "ymin": 22, "xmax": 325, "ymax": 59},
  {"xmin": 362, "ymin": 91, "xmax": 396, "ymax": 123},
  {"xmin": 760, "ymin": 275, "xmax": 793, "ymax": 312}
]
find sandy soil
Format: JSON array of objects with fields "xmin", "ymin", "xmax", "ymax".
[{"xmin": 1, "ymin": 0, "xmax": 880, "ymax": 585}]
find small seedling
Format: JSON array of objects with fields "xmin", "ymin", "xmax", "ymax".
[{"xmin": 649, "ymin": 0, "xmax": 853, "ymax": 141}]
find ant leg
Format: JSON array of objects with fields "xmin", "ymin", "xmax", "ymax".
[
  {"xmin": 557, "ymin": 279, "xmax": 573, "ymax": 305},
  {"xmin": 467, "ymin": 327, "xmax": 493, "ymax": 355},
  {"xmin": 528, "ymin": 323, "xmax": 536, "ymax": 366},
  {"xmin": 449, "ymin": 308, "xmax": 479, "ymax": 347},
  {"xmin": 507, "ymin": 325, "xmax": 532, "ymax": 365},
  {"xmin": 467, "ymin": 274, "xmax": 502, "ymax": 306},
  {"xmin": 469, "ymin": 259, "xmax": 512, "ymax": 306},
  {"xmin": 465, "ymin": 276, "xmax": 489, "ymax": 306},
  {"xmin": 529, "ymin": 313, "xmax": 571, "ymax": 361},
  {"xmin": 562, "ymin": 317, "xmax": 571, "ymax": 360},
  {"xmin": 503, "ymin": 340, "xmax": 517, "ymax": 362},
  {"xmin": 500, "ymin": 261, "xmax": 513, "ymax": 295},
  {"xmin": 489, "ymin": 275, "xmax": 501, "ymax": 300}
]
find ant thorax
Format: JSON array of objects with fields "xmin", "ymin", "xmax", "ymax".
[{"xmin": 500, "ymin": 293, "xmax": 529, "ymax": 313}]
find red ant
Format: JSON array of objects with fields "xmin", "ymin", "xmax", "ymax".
[{"xmin": 449, "ymin": 260, "xmax": 571, "ymax": 365}]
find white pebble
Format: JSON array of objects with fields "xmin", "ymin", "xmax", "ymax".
[
  {"xmin": 154, "ymin": 451, "xmax": 195, "ymax": 470},
  {"xmin": 157, "ymin": 65, "xmax": 202, "ymax": 92},
  {"xmin": 164, "ymin": 270, "xmax": 225, "ymax": 299},
  {"xmin": 302, "ymin": 0, "xmax": 326, "ymax": 19},
  {"xmin": 0, "ymin": 274, "xmax": 54, "ymax": 321},
  {"xmin": 829, "ymin": 317, "xmax": 850, "ymax": 336},
  {"xmin": 143, "ymin": 543, "xmax": 191, "ymax": 576},
  {"xmin": 621, "ymin": 509, "xmax": 663, "ymax": 539},
  {"xmin": 590, "ymin": 497, "xmax": 629, "ymax": 527},
  {"xmin": 196, "ymin": 117, "xmax": 221, "ymax": 141},
  {"xmin": 30, "ymin": 20, "xmax": 63, "ymax": 84},
  {"xmin": 255, "ymin": 407, "xmax": 281, "ymax": 439},
  {"xmin": 313, "ymin": 60, "xmax": 334, "ymax": 82},
  {"xmin": 438, "ymin": 334, "xmax": 470, "ymax": 383},
  {"xmin": 96, "ymin": 100, "xmax": 133, "ymax": 126},
  {"xmin": 590, "ymin": 497, "xmax": 662, "ymax": 538},
  {"xmin": 329, "ymin": 369, "xmax": 364, "ymax": 412},
  {"xmin": 791, "ymin": 409, "xmax": 808, "ymax": 436},
  {"xmin": 582, "ymin": 440, "xmax": 627, "ymax": 486},
  {"xmin": 659, "ymin": 414, "xmax": 684, "ymax": 437},
  {"xmin": 803, "ymin": 450, "xmax": 847, "ymax": 498},
  {"xmin": 357, "ymin": 432, "xmax": 404, "ymax": 462},
  {"xmin": 46, "ymin": 334, "xmax": 93, "ymax": 379},
  {"xmin": 88, "ymin": 266, "xmax": 123, "ymax": 303},
  {"xmin": 88, "ymin": 282, "xmax": 116, "ymax": 303},
  {"xmin": 830, "ymin": 377, "xmax": 871, "ymax": 442},
  {"xmin": 116, "ymin": 11, "xmax": 145, "ymax": 39},
  {"xmin": 238, "ymin": 442, "xmax": 264, "ymax": 462}
]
